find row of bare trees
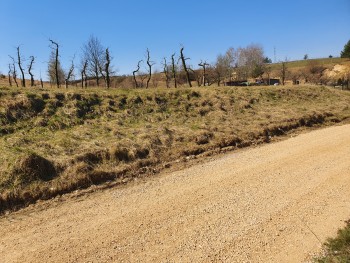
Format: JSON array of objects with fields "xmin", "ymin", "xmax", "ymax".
[
  {"xmin": 9, "ymin": 38, "xmax": 309, "ymax": 89},
  {"xmin": 7, "ymin": 35, "xmax": 114, "ymax": 89}
]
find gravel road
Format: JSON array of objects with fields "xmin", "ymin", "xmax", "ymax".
[{"xmin": 1, "ymin": 124, "xmax": 350, "ymax": 263}]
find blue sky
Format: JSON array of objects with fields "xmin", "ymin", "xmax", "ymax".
[{"xmin": 0, "ymin": 0, "xmax": 349, "ymax": 80}]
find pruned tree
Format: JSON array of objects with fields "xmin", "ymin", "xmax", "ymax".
[
  {"xmin": 99, "ymin": 48, "xmax": 113, "ymax": 88},
  {"xmin": 80, "ymin": 60, "xmax": 88, "ymax": 88},
  {"xmin": 162, "ymin": 57, "xmax": 170, "ymax": 88},
  {"xmin": 82, "ymin": 35, "xmax": 105, "ymax": 87},
  {"xmin": 171, "ymin": 53, "xmax": 177, "ymax": 88},
  {"xmin": 145, "ymin": 48, "xmax": 155, "ymax": 89},
  {"xmin": 104, "ymin": 48, "xmax": 111, "ymax": 88},
  {"xmin": 49, "ymin": 39, "xmax": 60, "ymax": 88},
  {"xmin": 16, "ymin": 46, "xmax": 26, "ymax": 87},
  {"xmin": 48, "ymin": 47, "xmax": 65, "ymax": 88},
  {"xmin": 8, "ymin": 64, "xmax": 12, "ymax": 87},
  {"xmin": 65, "ymin": 56, "xmax": 75, "ymax": 89},
  {"xmin": 9, "ymin": 56, "xmax": 18, "ymax": 87},
  {"xmin": 198, "ymin": 60, "xmax": 209, "ymax": 86},
  {"xmin": 133, "ymin": 60, "xmax": 143, "ymax": 88},
  {"xmin": 28, "ymin": 56, "xmax": 35, "ymax": 87},
  {"xmin": 180, "ymin": 47, "xmax": 192, "ymax": 87}
]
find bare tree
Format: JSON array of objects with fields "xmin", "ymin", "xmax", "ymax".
[
  {"xmin": 180, "ymin": 47, "xmax": 192, "ymax": 87},
  {"xmin": 48, "ymin": 48, "xmax": 65, "ymax": 87},
  {"xmin": 236, "ymin": 44, "xmax": 265, "ymax": 79},
  {"xmin": 198, "ymin": 60, "xmax": 209, "ymax": 86},
  {"xmin": 99, "ymin": 48, "xmax": 113, "ymax": 88},
  {"xmin": 49, "ymin": 39, "xmax": 60, "ymax": 88},
  {"xmin": 9, "ymin": 56, "xmax": 19, "ymax": 87},
  {"xmin": 8, "ymin": 64, "xmax": 12, "ymax": 87},
  {"xmin": 80, "ymin": 60, "xmax": 88, "ymax": 88},
  {"xmin": 145, "ymin": 48, "xmax": 155, "ymax": 89},
  {"xmin": 171, "ymin": 53, "xmax": 177, "ymax": 88},
  {"xmin": 28, "ymin": 56, "xmax": 35, "ymax": 87},
  {"xmin": 82, "ymin": 35, "xmax": 105, "ymax": 87},
  {"xmin": 214, "ymin": 48, "xmax": 236, "ymax": 86},
  {"xmin": 133, "ymin": 60, "xmax": 143, "ymax": 88},
  {"xmin": 280, "ymin": 61, "xmax": 288, "ymax": 85},
  {"xmin": 65, "ymin": 56, "xmax": 75, "ymax": 89},
  {"xmin": 104, "ymin": 48, "xmax": 111, "ymax": 89},
  {"xmin": 162, "ymin": 57, "xmax": 170, "ymax": 88},
  {"xmin": 16, "ymin": 46, "xmax": 26, "ymax": 87}
]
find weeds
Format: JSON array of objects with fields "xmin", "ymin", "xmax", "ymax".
[{"xmin": 315, "ymin": 220, "xmax": 350, "ymax": 262}]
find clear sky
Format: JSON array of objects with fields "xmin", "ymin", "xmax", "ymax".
[{"xmin": 0, "ymin": 0, "xmax": 349, "ymax": 80}]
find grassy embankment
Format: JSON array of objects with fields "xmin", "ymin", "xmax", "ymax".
[
  {"xmin": 315, "ymin": 220, "xmax": 350, "ymax": 262},
  {"xmin": 0, "ymin": 85, "xmax": 350, "ymax": 213}
]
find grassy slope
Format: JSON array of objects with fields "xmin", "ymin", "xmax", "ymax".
[
  {"xmin": 0, "ymin": 84, "xmax": 350, "ymax": 213},
  {"xmin": 269, "ymin": 57, "xmax": 350, "ymax": 70}
]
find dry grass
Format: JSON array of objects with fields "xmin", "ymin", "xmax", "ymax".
[{"xmin": 1, "ymin": 84, "xmax": 350, "ymax": 213}]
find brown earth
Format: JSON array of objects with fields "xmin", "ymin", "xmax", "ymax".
[{"xmin": 0, "ymin": 124, "xmax": 350, "ymax": 263}]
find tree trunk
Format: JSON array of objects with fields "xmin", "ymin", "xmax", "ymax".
[
  {"xmin": 163, "ymin": 58, "xmax": 170, "ymax": 88},
  {"xmin": 81, "ymin": 60, "xmax": 88, "ymax": 88},
  {"xmin": 65, "ymin": 59, "xmax": 74, "ymax": 89},
  {"xmin": 171, "ymin": 53, "xmax": 177, "ymax": 88},
  {"xmin": 180, "ymin": 47, "xmax": 192, "ymax": 87},
  {"xmin": 9, "ymin": 57, "xmax": 18, "ymax": 87},
  {"xmin": 105, "ymin": 48, "xmax": 111, "ymax": 89},
  {"xmin": 198, "ymin": 61, "xmax": 209, "ymax": 86},
  {"xmin": 8, "ymin": 64, "xmax": 12, "ymax": 87},
  {"xmin": 28, "ymin": 56, "xmax": 35, "ymax": 87},
  {"xmin": 133, "ymin": 60, "xmax": 142, "ymax": 88},
  {"xmin": 146, "ymin": 49, "xmax": 154, "ymax": 89},
  {"xmin": 49, "ymin": 40, "xmax": 60, "ymax": 88},
  {"xmin": 17, "ymin": 46, "xmax": 26, "ymax": 87}
]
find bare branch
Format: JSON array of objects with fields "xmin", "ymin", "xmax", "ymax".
[
  {"xmin": 28, "ymin": 56, "xmax": 35, "ymax": 87},
  {"xmin": 133, "ymin": 60, "xmax": 143, "ymax": 88}
]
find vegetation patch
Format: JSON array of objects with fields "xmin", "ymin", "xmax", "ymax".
[
  {"xmin": 0, "ymin": 85, "xmax": 350, "ymax": 214},
  {"xmin": 315, "ymin": 220, "xmax": 350, "ymax": 262}
]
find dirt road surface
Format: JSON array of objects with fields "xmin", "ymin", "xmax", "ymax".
[{"xmin": 1, "ymin": 125, "xmax": 350, "ymax": 263}]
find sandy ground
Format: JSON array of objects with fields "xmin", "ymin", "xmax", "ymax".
[{"xmin": 1, "ymin": 124, "xmax": 350, "ymax": 263}]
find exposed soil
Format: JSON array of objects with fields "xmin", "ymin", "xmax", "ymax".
[{"xmin": 0, "ymin": 124, "xmax": 349, "ymax": 262}]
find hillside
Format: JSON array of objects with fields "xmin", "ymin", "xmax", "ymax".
[
  {"xmin": 2, "ymin": 57, "xmax": 350, "ymax": 89},
  {"xmin": 0, "ymin": 84, "xmax": 350, "ymax": 213}
]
